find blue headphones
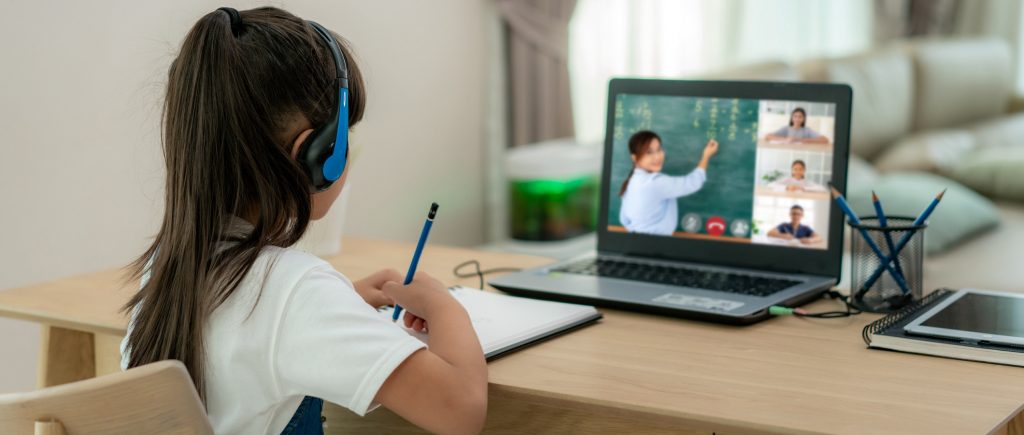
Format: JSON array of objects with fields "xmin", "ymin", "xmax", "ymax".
[
  {"xmin": 217, "ymin": 9, "xmax": 348, "ymax": 192},
  {"xmin": 299, "ymin": 21, "xmax": 350, "ymax": 192}
]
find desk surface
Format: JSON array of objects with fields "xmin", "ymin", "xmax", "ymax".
[{"xmin": 1, "ymin": 238, "xmax": 1022, "ymax": 434}]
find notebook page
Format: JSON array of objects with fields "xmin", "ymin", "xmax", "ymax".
[{"xmin": 378, "ymin": 286, "xmax": 599, "ymax": 354}]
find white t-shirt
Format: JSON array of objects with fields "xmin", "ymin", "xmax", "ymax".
[{"xmin": 120, "ymin": 246, "xmax": 426, "ymax": 434}]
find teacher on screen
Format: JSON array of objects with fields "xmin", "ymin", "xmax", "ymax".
[{"xmin": 619, "ymin": 130, "xmax": 718, "ymax": 235}]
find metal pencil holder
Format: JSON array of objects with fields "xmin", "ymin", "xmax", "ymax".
[{"xmin": 849, "ymin": 216, "xmax": 925, "ymax": 313}]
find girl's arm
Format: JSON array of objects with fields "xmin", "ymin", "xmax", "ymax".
[
  {"xmin": 764, "ymin": 127, "xmax": 789, "ymax": 141},
  {"xmin": 376, "ymin": 273, "xmax": 488, "ymax": 435},
  {"xmin": 799, "ymin": 129, "xmax": 829, "ymax": 144}
]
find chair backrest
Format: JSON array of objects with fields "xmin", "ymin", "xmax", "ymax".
[{"xmin": 0, "ymin": 360, "xmax": 212, "ymax": 435}]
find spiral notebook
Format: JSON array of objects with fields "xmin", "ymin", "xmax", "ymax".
[
  {"xmin": 863, "ymin": 288, "xmax": 1024, "ymax": 367},
  {"xmin": 379, "ymin": 286, "xmax": 603, "ymax": 360}
]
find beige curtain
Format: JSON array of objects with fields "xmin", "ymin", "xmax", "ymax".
[{"xmin": 497, "ymin": 0, "xmax": 577, "ymax": 147}]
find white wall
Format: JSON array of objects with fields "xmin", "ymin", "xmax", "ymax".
[{"xmin": 0, "ymin": 0, "xmax": 489, "ymax": 393}]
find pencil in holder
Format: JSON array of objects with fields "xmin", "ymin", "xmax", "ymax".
[{"xmin": 849, "ymin": 216, "xmax": 925, "ymax": 313}]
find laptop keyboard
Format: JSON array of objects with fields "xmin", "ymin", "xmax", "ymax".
[{"xmin": 553, "ymin": 258, "xmax": 800, "ymax": 297}]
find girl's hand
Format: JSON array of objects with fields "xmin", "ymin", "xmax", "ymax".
[
  {"xmin": 702, "ymin": 139, "xmax": 719, "ymax": 159},
  {"xmin": 382, "ymin": 272, "xmax": 457, "ymax": 328},
  {"xmin": 403, "ymin": 310, "xmax": 429, "ymax": 333},
  {"xmin": 353, "ymin": 268, "xmax": 402, "ymax": 308}
]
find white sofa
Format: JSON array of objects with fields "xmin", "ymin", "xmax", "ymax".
[{"xmin": 709, "ymin": 38, "xmax": 1024, "ymax": 293}]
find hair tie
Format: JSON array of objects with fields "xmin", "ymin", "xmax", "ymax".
[{"xmin": 217, "ymin": 7, "xmax": 243, "ymax": 36}]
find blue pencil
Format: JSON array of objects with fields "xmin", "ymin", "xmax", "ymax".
[
  {"xmin": 860, "ymin": 189, "xmax": 945, "ymax": 292},
  {"xmin": 872, "ymin": 191, "xmax": 905, "ymax": 290},
  {"xmin": 829, "ymin": 187, "xmax": 911, "ymax": 295},
  {"xmin": 393, "ymin": 202, "xmax": 439, "ymax": 321}
]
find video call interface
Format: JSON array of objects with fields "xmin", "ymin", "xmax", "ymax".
[{"xmin": 608, "ymin": 94, "xmax": 837, "ymax": 250}]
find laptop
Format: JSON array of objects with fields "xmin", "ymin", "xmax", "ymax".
[{"xmin": 490, "ymin": 79, "xmax": 852, "ymax": 324}]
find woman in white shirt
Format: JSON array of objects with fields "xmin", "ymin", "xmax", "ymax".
[{"xmin": 618, "ymin": 130, "xmax": 719, "ymax": 235}]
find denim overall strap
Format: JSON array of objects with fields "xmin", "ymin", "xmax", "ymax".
[{"xmin": 279, "ymin": 396, "xmax": 324, "ymax": 435}]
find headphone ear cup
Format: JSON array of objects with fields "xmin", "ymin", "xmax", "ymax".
[
  {"xmin": 322, "ymin": 149, "xmax": 346, "ymax": 182},
  {"xmin": 297, "ymin": 127, "xmax": 332, "ymax": 191}
]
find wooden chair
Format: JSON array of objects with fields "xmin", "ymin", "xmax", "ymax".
[{"xmin": 0, "ymin": 360, "xmax": 212, "ymax": 434}]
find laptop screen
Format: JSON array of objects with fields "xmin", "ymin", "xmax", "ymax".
[{"xmin": 607, "ymin": 94, "xmax": 837, "ymax": 251}]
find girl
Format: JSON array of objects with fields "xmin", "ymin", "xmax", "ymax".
[
  {"xmin": 764, "ymin": 107, "xmax": 829, "ymax": 144},
  {"xmin": 771, "ymin": 159, "xmax": 826, "ymax": 192},
  {"xmin": 120, "ymin": 7, "xmax": 486, "ymax": 435},
  {"xmin": 619, "ymin": 130, "xmax": 718, "ymax": 235}
]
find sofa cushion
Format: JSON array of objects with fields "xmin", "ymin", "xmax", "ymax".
[
  {"xmin": 911, "ymin": 38, "xmax": 1014, "ymax": 130},
  {"xmin": 873, "ymin": 129, "xmax": 976, "ymax": 174},
  {"xmin": 970, "ymin": 112, "xmax": 1024, "ymax": 149},
  {"xmin": 846, "ymin": 171, "xmax": 1000, "ymax": 255},
  {"xmin": 811, "ymin": 49, "xmax": 915, "ymax": 159},
  {"xmin": 847, "ymin": 155, "xmax": 879, "ymax": 184},
  {"xmin": 952, "ymin": 145, "xmax": 1024, "ymax": 201}
]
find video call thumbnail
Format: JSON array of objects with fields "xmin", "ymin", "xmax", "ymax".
[{"xmin": 608, "ymin": 95, "xmax": 836, "ymax": 250}]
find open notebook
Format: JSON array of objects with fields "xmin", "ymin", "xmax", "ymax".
[{"xmin": 379, "ymin": 286, "xmax": 602, "ymax": 360}]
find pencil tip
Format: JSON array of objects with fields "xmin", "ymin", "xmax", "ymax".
[
  {"xmin": 871, "ymin": 191, "xmax": 878, "ymax": 201},
  {"xmin": 830, "ymin": 186, "xmax": 840, "ymax": 198},
  {"xmin": 937, "ymin": 189, "xmax": 946, "ymax": 200}
]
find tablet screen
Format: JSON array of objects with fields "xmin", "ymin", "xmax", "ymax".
[{"xmin": 921, "ymin": 293, "xmax": 1024, "ymax": 338}]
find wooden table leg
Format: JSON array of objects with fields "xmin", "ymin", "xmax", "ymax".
[{"xmin": 37, "ymin": 326, "xmax": 95, "ymax": 388}]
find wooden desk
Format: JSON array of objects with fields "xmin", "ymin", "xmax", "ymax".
[{"xmin": 1, "ymin": 238, "xmax": 1022, "ymax": 434}]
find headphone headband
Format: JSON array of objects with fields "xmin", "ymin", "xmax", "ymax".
[
  {"xmin": 297, "ymin": 20, "xmax": 351, "ymax": 191},
  {"xmin": 307, "ymin": 21, "xmax": 349, "ymax": 88}
]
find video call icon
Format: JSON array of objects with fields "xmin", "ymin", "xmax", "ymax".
[
  {"xmin": 706, "ymin": 216, "xmax": 726, "ymax": 236},
  {"xmin": 730, "ymin": 219, "xmax": 750, "ymax": 237},
  {"xmin": 681, "ymin": 213, "xmax": 702, "ymax": 233}
]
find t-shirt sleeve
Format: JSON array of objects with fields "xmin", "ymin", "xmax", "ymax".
[
  {"xmin": 273, "ymin": 265, "xmax": 426, "ymax": 416},
  {"xmin": 651, "ymin": 168, "xmax": 706, "ymax": 198},
  {"xmin": 771, "ymin": 126, "xmax": 790, "ymax": 137}
]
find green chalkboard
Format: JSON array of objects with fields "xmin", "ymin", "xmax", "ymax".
[{"xmin": 608, "ymin": 94, "xmax": 759, "ymax": 236}]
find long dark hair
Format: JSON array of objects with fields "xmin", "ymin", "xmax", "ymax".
[
  {"xmin": 789, "ymin": 107, "xmax": 807, "ymax": 127},
  {"xmin": 619, "ymin": 130, "xmax": 661, "ymax": 197},
  {"xmin": 122, "ymin": 7, "xmax": 366, "ymax": 403}
]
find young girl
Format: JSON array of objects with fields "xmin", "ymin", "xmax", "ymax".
[
  {"xmin": 764, "ymin": 107, "xmax": 829, "ymax": 144},
  {"xmin": 771, "ymin": 159, "xmax": 826, "ymax": 192},
  {"xmin": 619, "ymin": 130, "xmax": 718, "ymax": 235},
  {"xmin": 119, "ymin": 7, "xmax": 486, "ymax": 435}
]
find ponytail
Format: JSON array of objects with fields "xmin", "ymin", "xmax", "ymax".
[{"xmin": 619, "ymin": 167, "xmax": 635, "ymax": 197}]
